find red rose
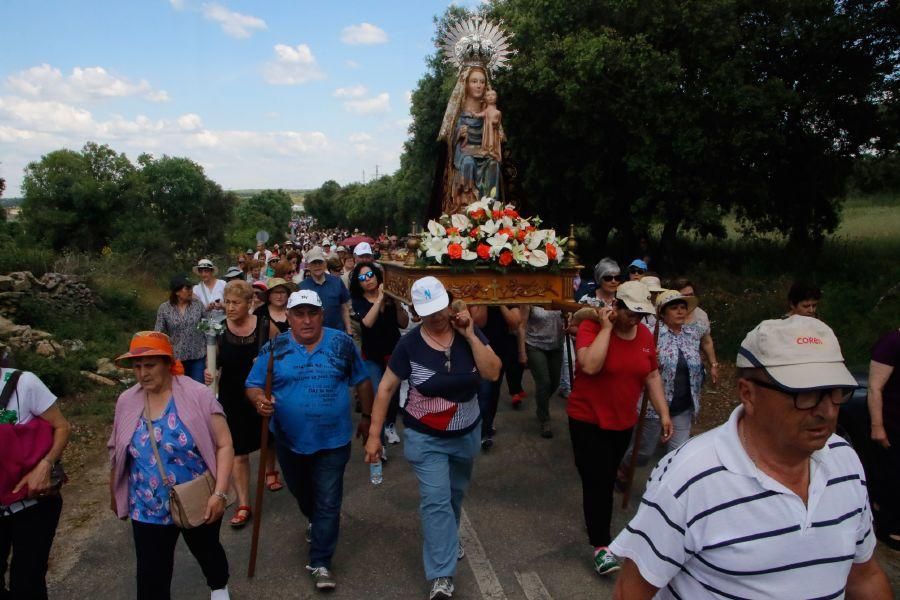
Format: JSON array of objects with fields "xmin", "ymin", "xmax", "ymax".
[
  {"xmin": 470, "ymin": 208, "xmax": 486, "ymax": 220},
  {"xmin": 503, "ymin": 208, "xmax": 519, "ymax": 218},
  {"xmin": 498, "ymin": 227, "xmax": 513, "ymax": 238},
  {"xmin": 469, "ymin": 227, "xmax": 480, "ymax": 238},
  {"xmin": 516, "ymin": 229, "xmax": 526, "ymax": 242},
  {"xmin": 446, "ymin": 227, "xmax": 460, "ymax": 236},
  {"xmin": 526, "ymin": 226, "xmax": 536, "ymax": 233},
  {"xmin": 448, "ymin": 243, "xmax": 463, "ymax": 260},
  {"xmin": 546, "ymin": 244, "xmax": 558, "ymax": 260},
  {"xmin": 491, "ymin": 209, "xmax": 502, "ymax": 219},
  {"xmin": 476, "ymin": 243, "xmax": 491, "ymax": 260},
  {"xmin": 498, "ymin": 250, "xmax": 513, "ymax": 266}
]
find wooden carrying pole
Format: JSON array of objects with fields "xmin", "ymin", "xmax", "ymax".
[
  {"xmin": 247, "ymin": 348, "xmax": 275, "ymax": 578},
  {"xmin": 621, "ymin": 318, "xmax": 661, "ymax": 509}
]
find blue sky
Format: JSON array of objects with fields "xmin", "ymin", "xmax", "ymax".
[{"xmin": 0, "ymin": 0, "xmax": 482, "ymax": 195}]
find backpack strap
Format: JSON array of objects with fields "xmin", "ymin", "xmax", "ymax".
[{"xmin": 0, "ymin": 370, "xmax": 22, "ymax": 410}]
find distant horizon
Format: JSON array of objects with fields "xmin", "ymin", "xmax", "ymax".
[{"xmin": 0, "ymin": 1, "xmax": 484, "ymax": 196}]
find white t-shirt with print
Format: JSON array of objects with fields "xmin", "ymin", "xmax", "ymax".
[
  {"xmin": 1, "ymin": 368, "xmax": 56, "ymax": 425},
  {"xmin": 193, "ymin": 279, "xmax": 226, "ymax": 307}
]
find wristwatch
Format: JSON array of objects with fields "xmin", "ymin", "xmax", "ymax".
[{"xmin": 213, "ymin": 491, "xmax": 228, "ymax": 502}]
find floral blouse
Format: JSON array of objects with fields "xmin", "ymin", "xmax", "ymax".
[
  {"xmin": 646, "ymin": 322, "xmax": 705, "ymax": 420},
  {"xmin": 127, "ymin": 398, "xmax": 208, "ymax": 524},
  {"xmin": 154, "ymin": 299, "xmax": 207, "ymax": 361}
]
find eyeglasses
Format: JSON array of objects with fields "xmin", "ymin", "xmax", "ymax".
[
  {"xmin": 601, "ymin": 275, "xmax": 618, "ymax": 282},
  {"xmin": 749, "ymin": 379, "xmax": 854, "ymax": 410},
  {"xmin": 357, "ymin": 271, "xmax": 376, "ymax": 281},
  {"xmin": 198, "ymin": 268, "xmax": 213, "ymax": 272},
  {"xmin": 629, "ymin": 268, "xmax": 645, "ymax": 275}
]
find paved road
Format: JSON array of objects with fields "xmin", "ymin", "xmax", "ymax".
[{"xmin": 50, "ymin": 384, "xmax": 649, "ymax": 600}]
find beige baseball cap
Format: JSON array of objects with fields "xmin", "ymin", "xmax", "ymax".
[
  {"xmin": 736, "ymin": 315, "xmax": 858, "ymax": 391},
  {"xmin": 305, "ymin": 247, "xmax": 326, "ymax": 263},
  {"xmin": 615, "ymin": 281, "xmax": 654, "ymax": 314}
]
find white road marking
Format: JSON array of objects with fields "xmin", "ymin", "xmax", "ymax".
[
  {"xmin": 460, "ymin": 508, "xmax": 508, "ymax": 599},
  {"xmin": 514, "ymin": 570, "xmax": 554, "ymax": 600}
]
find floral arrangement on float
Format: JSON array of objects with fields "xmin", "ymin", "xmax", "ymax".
[{"xmin": 417, "ymin": 197, "xmax": 567, "ymax": 270}]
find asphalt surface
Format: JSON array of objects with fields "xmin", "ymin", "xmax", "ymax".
[{"xmin": 49, "ymin": 385, "xmax": 645, "ymax": 600}]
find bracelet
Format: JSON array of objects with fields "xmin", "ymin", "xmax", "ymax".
[
  {"xmin": 213, "ymin": 491, "xmax": 228, "ymax": 502},
  {"xmin": 711, "ymin": 362, "xmax": 719, "ymax": 368},
  {"xmin": 361, "ymin": 413, "xmax": 371, "ymax": 419}
]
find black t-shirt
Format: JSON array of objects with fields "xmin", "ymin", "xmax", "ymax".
[
  {"xmin": 481, "ymin": 306, "xmax": 514, "ymax": 356},
  {"xmin": 351, "ymin": 296, "xmax": 401, "ymax": 361},
  {"xmin": 669, "ymin": 350, "xmax": 692, "ymax": 416}
]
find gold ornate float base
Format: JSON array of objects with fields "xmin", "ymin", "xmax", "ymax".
[{"xmin": 381, "ymin": 261, "xmax": 580, "ymax": 306}]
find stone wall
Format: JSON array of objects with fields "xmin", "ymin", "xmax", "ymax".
[{"xmin": 0, "ymin": 271, "xmax": 97, "ymax": 318}]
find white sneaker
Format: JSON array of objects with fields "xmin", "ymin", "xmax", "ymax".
[
  {"xmin": 211, "ymin": 587, "xmax": 230, "ymax": 600},
  {"xmin": 429, "ymin": 577, "xmax": 454, "ymax": 599},
  {"xmin": 385, "ymin": 423, "xmax": 400, "ymax": 444}
]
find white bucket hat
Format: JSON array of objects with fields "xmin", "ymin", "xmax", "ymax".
[
  {"xmin": 615, "ymin": 281, "xmax": 654, "ymax": 314},
  {"xmin": 192, "ymin": 259, "xmax": 217, "ymax": 275},
  {"xmin": 411, "ymin": 276, "xmax": 449, "ymax": 317},
  {"xmin": 736, "ymin": 315, "xmax": 858, "ymax": 391}
]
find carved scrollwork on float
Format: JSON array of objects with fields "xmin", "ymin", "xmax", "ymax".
[
  {"xmin": 383, "ymin": 274, "xmax": 412, "ymax": 300},
  {"xmin": 499, "ymin": 278, "xmax": 553, "ymax": 299},
  {"xmin": 445, "ymin": 281, "xmax": 490, "ymax": 301}
]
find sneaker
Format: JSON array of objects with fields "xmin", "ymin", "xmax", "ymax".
[
  {"xmin": 511, "ymin": 392, "xmax": 525, "ymax": 408},
  {"xmin": 481, "ymin": 437, "xmax": 494, "ymax": 451},
  {"xmin": 428, "ymin": 577, "xmax": 454, "ymax": 599},
  {"xmin": 305, "ymin": 522, "xmax": 312, "ymax": 543},
  {"xmin": 593, "ymin": 548, "xmax": 620, "ymax": 575},
  {"xmin": 306, "ymin": 565, "xmax": 337, "ymax": 591},
  {"xmin": 385, "ymin": 423, "xmax": 400, "ymax": 444},
  {"xmin": 458, "ymin": 543, "xmax": 465, "ymax": 560},
  {"xmin": 540, "ymin": 422, "xmax": 553, "ymax": 439}
]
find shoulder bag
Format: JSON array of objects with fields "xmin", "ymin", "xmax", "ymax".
[{"xmin": 143, "ymin": 393, "xmax": 229, "ymax": 528}]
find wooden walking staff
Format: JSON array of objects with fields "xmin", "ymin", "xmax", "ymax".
[
  {"xmin": 621, "ymin": 318, "xmax": 661, "ymax": 509},
  {"xmin": 247, "ymin": 346, "xmax": 276, "ymax": 578}
]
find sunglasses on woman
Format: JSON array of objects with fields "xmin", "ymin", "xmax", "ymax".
[
  {"xmin": 357, "ymin": 271, "xmax": 376, "ymax": 281},
  {"xmin": 601, "ymin": 275, "xmax": 618, "ymax": 282},
  {"xmin": 629, "ymin": 267, "xmax": 645, "ymax": 275}
]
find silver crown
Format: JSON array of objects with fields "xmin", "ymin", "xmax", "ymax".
[{"xmin": 439, "ymin": 16, "xmax": 516, "ymax": 74}]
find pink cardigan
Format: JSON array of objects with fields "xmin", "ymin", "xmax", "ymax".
[{"xmin": 108, "ymin": 375, "xmax": 225, "ymax": 519}]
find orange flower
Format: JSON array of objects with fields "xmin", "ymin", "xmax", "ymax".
[
  {"xmin": 476, "ymin": 243, "xmax": 491, "ymax": 260},
  {"xmin": 503, "ymin": 208, "xmax": 519, "ymax": 218},
  {"xmin": 525, "ymin": 225, "xmax": 536, "ymax": 233},
  {"xmin": 446, "ymin": 227, "xmax": 460, "ymax": 236},
  {"xmin": 491, "ymin": 209, "xmax": 502, "ymax": 219},
  {"xmin": 498, "ymin": 250, "xmax": 513, "ymax": 267},
  {"xmin": 516, "ymin": 229, "xmax": 526, "ymax": 242},
  {"xmin": 546, "ymin": 244, "xmax": 558, "ymax": 260},
  {"xmin": 470, "ymin": 208, "xmax": 486, "ymax": 220},
  {"xmin": 469, "ymin": 227, "xmax": 480, "ymax": 238},
  {"xmin": 498, "ymin": 227, "xmax": 514, "ymax": 238},
  {"xmin": 448, "ymin": 243, "xmax": 463, "ymax": 260}
]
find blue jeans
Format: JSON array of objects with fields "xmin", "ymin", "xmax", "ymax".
[
  {"xmin": 181, "ymin": 357, "xmax": 206, "ymax": 384},
  {"xmin": 403, "ymin": 427, "xmax": 480, "ymax": 580},
  {"xmin": 275, "ymin": 441, "xmax": 350, "ymax": 569},
  {"xmin": 364, "ymin": 359, "xmax": 399, "ymax": 437}
]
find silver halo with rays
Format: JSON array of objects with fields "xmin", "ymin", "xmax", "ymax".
[{"xmin": 439, "ymin": 15, "xmax": 516, "ymax": 75}]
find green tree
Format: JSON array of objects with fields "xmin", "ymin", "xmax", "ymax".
[
  {"xmin": 21, "ymin": 142, "xmax": 137, "ymax": 251},
  {"xmin": 228, "ymin": 189, "xmax": 292, "ymax": 250}
]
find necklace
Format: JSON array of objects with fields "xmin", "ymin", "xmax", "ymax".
[{"xmin": 422, "ymin": 326, "xmax": 454, "ymax": 372}]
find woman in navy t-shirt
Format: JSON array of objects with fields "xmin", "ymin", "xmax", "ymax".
[{"xmin": 363, "ymin": 277, "xmax": 500, "ymax": 599}]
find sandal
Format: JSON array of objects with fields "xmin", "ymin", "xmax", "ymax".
[
  {"xmin": 266, "ymin": 471, "xmax": 284, "ymax": 492},
  {"xmin": 230, "ymin": 506, "xmax": 252, "ymax": 529}
]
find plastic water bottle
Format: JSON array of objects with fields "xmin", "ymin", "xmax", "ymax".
[{"xmin": 370, "ymin": 460, "xmax": 383, "ymax": 485}]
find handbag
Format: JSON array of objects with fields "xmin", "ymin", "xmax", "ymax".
[
  {"xmin": 0, "ymin": 371, "xmax": 66, "ymax": 506},
  {"xmin": 143, "ymin": 393, "xmax": 226, "ymax": 529}
]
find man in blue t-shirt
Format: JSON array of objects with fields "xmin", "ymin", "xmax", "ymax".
[
  {"xmin": 298, "ymin": 246, "xmax": 352, "ymax": 335},
  {"xmin": 246, "ymin": 289, "xmax": 372, "ymax": 592}
]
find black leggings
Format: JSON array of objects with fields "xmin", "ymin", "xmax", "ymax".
[
  {"xmin": 131, "ymin": 518, "xmax": 228, "ymax": 600},
  {"xmin": 569, "ymin": 418, "xmax": 633, "ymax": 547},
  {"xmin": 0, "ymin": 496, "xmax": 62, "ymax": 600}
]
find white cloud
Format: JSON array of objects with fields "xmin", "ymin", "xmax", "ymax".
[
  {"xmin": 343, "ymin": 92, "xmax": 390, "ymax": 115},
  {"xmin": 6, "ymin": 64, "xmax": 169, "ymax": 104},
  {"xmin": 177, "ymin": 113, "xmax": 203, "ymax": 131},
  {"xmin": 340, "ymin": 23, "xmax": 388, "ymax": 45},
  {"xmin": 349, "ymin": 132, "xmax": 372, "ymax": 143},
  {"xmin": 333, "ymin": 85, "xmax": 368, "ymax": 99},
  {"xmin": 344, "ymin": 60, "xmax": 360, "ymax": 69},
  {"xmin": 169, "ymin": 0, "xmax": 186, "ymax": 10},
  {"xmin": 202, "ymin": 3, "xmax": 266, "ymax": 39},
  {"xmin": 263, "ymin": 44, "xmax": 325, "ymax": 85}
]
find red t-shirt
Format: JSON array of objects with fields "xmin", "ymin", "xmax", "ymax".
[{"xmin": 567, "ymin": 320, "xmax": 658, "ymax": 430}]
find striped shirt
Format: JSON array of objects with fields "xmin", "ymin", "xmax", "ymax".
[{"xmin": 610, "ymin": 406, "xmax": 875, "ymax": 600}]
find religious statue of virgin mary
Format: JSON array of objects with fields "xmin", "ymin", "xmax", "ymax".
[{"xmin": 429, "ymin": 17, "xmax": 515, "ymax": 217}]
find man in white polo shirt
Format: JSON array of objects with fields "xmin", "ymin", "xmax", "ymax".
[{"xmin": 610, "ymin": 315, "xmax": 891, "ymax": 599}]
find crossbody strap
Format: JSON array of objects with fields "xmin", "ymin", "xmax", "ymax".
[
  {"xmin": 143, "ymin": 393, "xmax": 173, "ymax": 490},
  {"xmin": 1, "ymin": 370, "xmax": 22, "ymax": 410}
]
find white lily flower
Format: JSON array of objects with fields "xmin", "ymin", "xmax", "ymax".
[
  {"xmin": 527, "ymin": 249, "xmax": 549, "ymax": 267},
  {"xmin": 501, "ymin": 215, "xmax": 514, "ymax": 229},
  {"xmin": 461, "ymin": 249, "xmax": 477, "ymax": 261},
  {"xmin": 427, "ymin": 220, "xmax": 446, "ymax": 237},
  {"xmin": 481, "ymin": 219, "xmax": 500, "ymax": 235},
  {"xmin": 486, "ymin": 233, "xmax": 510, "ymax": 256},
  {"xmin": 527, "ymin": 229, "xmax": 548, "ymax": 250},
  {"xmin": 510, "ymin": 243, "xmax": 526, "ymax": 263},
  {"xmin": 424, "ymin": 237, "xmax": 449, "ymax": 264},
  {"xmin": 467, "ymin": 199, "xmax": 491, "ymax": 214},
  {"xmin": 451, "ymin": 213, "xmax": 471, "ymax": 230},
  {"xmin": 491, "ymin": 200, "xmax": 503, "ymax": 212}
]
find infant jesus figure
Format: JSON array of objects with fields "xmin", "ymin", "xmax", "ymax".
[{"xmin": 474, "ymin": 89, "xmax": 504, "ymax": 162}]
